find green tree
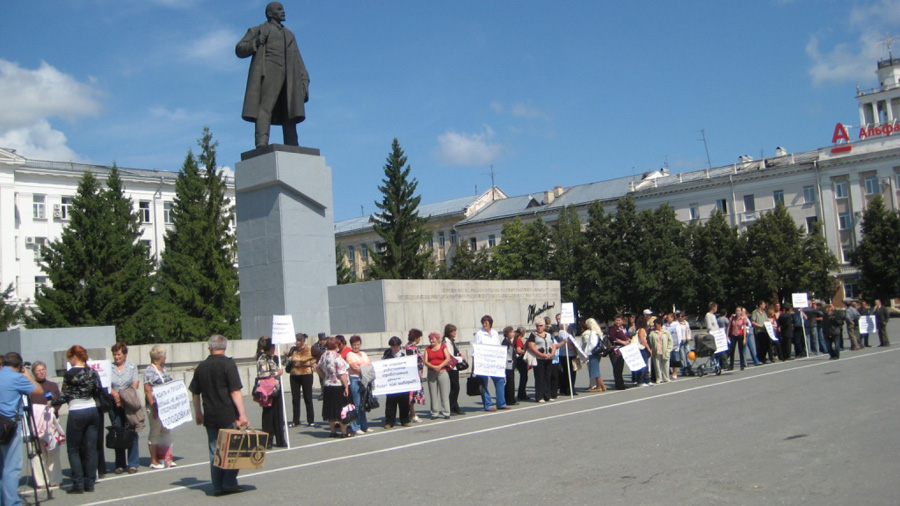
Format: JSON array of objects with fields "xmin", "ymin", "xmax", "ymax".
[
  {"xmin": 155, "ymin": 128, "xmax": 241, "ymax": 342},
  {"xmin": 492, "ymin": 217, "xmax": 530, "ymax": 279},
  {"xmin": 578, "ymin": 201, "xmax": 619, "ymax": 319},
  {"xmin": 32, "ymin": 167, "xmax": 154, "ymax": 342},
  {"xmin": 800, "ymin": 221, "xmax": 840, "ymax": 302},
  {"xmin": 336, "ymin": 244, "xmax": 355, "ymax": 284},
  {"xmin": 632, "ymin": 204, "xmax": 695, "ymax": 313},
  {"xmin": 0, "ymin": 284, "xmax": 26, "ymax": 331},
  {"xmin": 739, "ymin": 203, "xmax": 805, "ymax": 306},
  {"xmin": 610, "ymin": 195, "xmax": 642, "ymax": 314},
  {"xmin": 551, "ymin": 206, "xmax": 584, "ymax": 304},
  {"xmin": 686, "ymin": 210, "xmax": 740, "ymax": 314},
  {"xmin": 441, "ymin": 240, "xmax": 492, "ymax": 279},
  {"xmin": 369, "ymin": 139, "xmax": 432, "ymax": 279},
  {"xmin": 851, "ymin": 195, "xmax": 900, "ymax": 301}
]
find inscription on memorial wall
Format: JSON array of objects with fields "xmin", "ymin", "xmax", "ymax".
[{"xmin": 395, "ymin": 286, "xmax": 556, "ymax": 302}]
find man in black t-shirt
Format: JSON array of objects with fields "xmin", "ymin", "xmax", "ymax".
[{"xmin": 189, "ymin": 335, "xmax": 249, "ymax": 497}]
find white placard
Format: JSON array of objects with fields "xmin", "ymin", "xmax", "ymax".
[
  {"xmin": 569, "ymin": 335, "xmax": 589, "ymax": 360},
  {"xmin": 619, "ymin": 343, "xmax": 647, "ymax": 371},
  {"xmin": 560, "ymin": 303, "xmax": 576, "ymax": 325},
  {"xmin": 67, "ymin": 360, "xmax": 112, "ymax": 390},
  {"xmin": 472, "ymin": 343, "xmax": 507, "ymax": 378},
  {"xmin": 711, "ymin": 329, "xmax": 729, "ymax": 352},
  {"xmin": 859, "ymin": 315, "xmax": 877, "ymax": 335},
  {"xmin": 764, "ymin": 321, "xmax": 779, "ymax": 342},
  {"xmin": 271, "ymin": 314, "xmax": 296, "ymax": 345},
  {"xmin": 152, "ymin": 379, "xmax": 192, "ymax": 430},
  {"xmin": 792, "ymin": 293, "xmax": 809, "ymax": 309},
  {"xmin": 371, "ymin": 356, "xmax": 420, "ymax": 396}
]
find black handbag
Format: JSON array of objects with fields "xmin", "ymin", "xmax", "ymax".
[
  {"xmin": 106, "ymin": 424, "xmax": 136, "ymax": 450},
  {"xmin": 340, "ymin": 396, "xmax": 358, "ymax": 424},
  {"xmin": 591, "ymin": 338, "xmax": 611, "ymax": 357},
  {"xmin": 466, "ymin": 374, "xmax": 483, "ymax": 397},
  {"xmin": 0, "ymin": 414, "xmax": 18, "ymax": 445},
  {"xmin": 360, "ymin": 382, "xmax": 380, "ymax": 411},
  {"xmin": 94, "ymin": 389, "xmax": 114, "ymax": 413}
]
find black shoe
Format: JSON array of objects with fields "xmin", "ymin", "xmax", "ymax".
[
  {"xmin": 215, "ymin": 486, "xmax": 246, "ymax": 497},
  {"xmin": 66, "ymin": 489, "xmax": 84, "ymax": 495}
]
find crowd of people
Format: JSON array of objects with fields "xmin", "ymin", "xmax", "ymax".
[{"xmin": 0, "ymin": 300, "xmax": 891, "ymax": 502}]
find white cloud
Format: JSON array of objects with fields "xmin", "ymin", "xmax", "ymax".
[
  {"xmin": 490, "ymin": 101, "xmax": 504, "ymax": 114},
  {"xmin": 185, "ymin": 29, "xmax": 241, "ymax": 68},
  {"xmin": 435, "ymin": 126, "xmax": 502, "ymax": 166},
  {"xmin": 0, "ymin": 60, "xmax": 101, "ymax": 160},
  {"xmin": 510, "ymin": 101, "xmax": 547, "ymax": 119}
]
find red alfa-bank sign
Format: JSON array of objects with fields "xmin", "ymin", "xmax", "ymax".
[{"xmin": 831, "ymin": 121, "xmax": 900, "ymax": 153}]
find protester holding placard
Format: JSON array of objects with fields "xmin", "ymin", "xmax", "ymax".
[
  {"xmin": 751, "ymin": 301, "xmax": 772, "ymax": 364},
  {"xmin": 404, "ymin": 330, "xmax": 426, "ymax": 423},
  {"xmin": 381, "ymin": 337, "xmax": 411, "ymax": 428},
  {"xmin": 474, "ymin": 315, "xmax": 508, "ymax": 411},
  {"xmin": 109, "ymin": 342, "xmax": 141, "ymax": 474},
  {"xmin": 52, "ymin": 345, "xmax": 103, "ymax": 494},
  {"xmin": 285, "ymin": 334, "xmax": 316, "ymax": 427},
  {"xmin": 631, "ymin": 318, "xmax": 652, "ymax": 387},
  {"xmin": 526, "ymin": 319, "xmax": 559, "ymax": 403},
  {"xmin": 424, "ymin": 332, "xmax": 452, "ymax": 419},
  {"xmin": 256, "ymin": 337, "xmax": 286, "ymax": 448},
  {"xmin": 728, "ymin": 308, "xmax": 748, "ymax": 371},
  {"xmin": 347, "ymin": 335, "xmax": 373, "ymax": 434},
  {"xmin": 441, "ymin": 324, "xmax": 465, "ymax": 415},
  {"xmin": 777, "ymin": 304, "xmax": 796, "ymax": 360},
  {"xmin": 316, "ymin": 337, "xmax": 351, "ymax": 438},
  {"xmin": 608, "ymin": 315, "xmax": 631, "ymax": 390},
  {"xmin": 144, "ymin": 345, "xmax": 176, "ymax": 469},
  {"xmin": 859, "ymin": 301, "xmax": 872, "ymax": 348}
]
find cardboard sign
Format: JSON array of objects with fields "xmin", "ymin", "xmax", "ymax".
[
  {"xmin": 619, "ymin": 343, "xmax": 647, "ymax": 371},
  {"xmin": 271, "ymin": 314, "xmax": 296, "ymax": 345},
  {"xmin": 371, "ymin": 356, "xmax": 420, "ymax": 396},
  {"xmin": 792, "ymin": 293, "xmax": 809, "ymax": 309},
  {"xmin": 152, "ymin": 380, "xmax": 192, "ymax": 430},
  {"xmin": 711, "ymin": 328, "xmax": 729, "ymax": 353},
  {"xmin": 560, "ymin": 303, "xmax": 576, "ymax": 325},
  {"xmin": 859, "ymin": 315, "xmax": 877, "ymax": 335},
  {"xmin": 472, "ymin": 343, "xmax": 507, "ymax": 378},
  {"xmin": 214, "ymin": 428, "xmax": 268, "ymax": 469},
  {"xmin": 764, "ymin": 321, "xmax": 779, "ymax": 342}
]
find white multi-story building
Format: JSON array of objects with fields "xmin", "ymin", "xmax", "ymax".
[
  {"xmin": 0, "ymin": 148, "xmax": 235, "ymax": 305},
  {"xmin": 336, "ymin": 54, "xmax": 900, "ymax": 305}
]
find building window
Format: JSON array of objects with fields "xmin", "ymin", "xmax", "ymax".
[
  {"xmin": 843, "ymin": 279, "xmax": 859, "ymax": 299},
  {"xmin": 33, "ymin": 195, "xmax": 46, "ymax": 219},
  {"xmin": 428, "ymin": 237, "xmax": 434, "ymax": 249},
  {"xmin": 438, "ymin": 231, "xmax": 445, "ymax": 249},
  {"xmin": 140, "ymin": 239, "xmax": 152, "ymax": 253},
  {"xmin": 33, "ymin": 237, "xmax": 47, "ymax": 260},
  {"xmin": 138, "ymin": 201, "xmax": 151, "ymax": 223},
  {"xmin": 743, "ymin": 195, "xmax": 755, "ymax": 212},
  {"xmin": 838, "ymin": 212, "xmax": 852, "ymax": 230},
  {"xmin": 834, "ymin": 181, "xmax": 848, "ymax": 199},
  {"xmin": 865, "ymin": 176, "xmax": 879, "ymax": 195},
  {"xmin": 689, "ymin": 204, "xmax": 698, "ymax": 220},
  {"xmin": 361, "ymin": 244, "xmax": 368, "ymax": 260},
  {"xmin": 34, "ymin": 276, "xmax": 48, "ymax": 295},
  {"xmin": 450, "ymin": 229, "xmax": 457, "ymax": 245},
  {"xmin": 715, "ymin": 199, "xmax": 727, "ymax": 213},
  {"xmin": 348, "ymin": 246, "xmax": 355, "ymax": 263},
  {"xmin": 803, "ymin": 186, "xmax": 816, "ymax": 203},
  {"xmin": 488, "ymin": 234, "xmax": 496, "ymax": 248},
  {"xmin": 163, "ymin": 201, "xmax": 174, "ymax": 224},
  {"xmin": 773, "ymin": 190, "xmax": 784, "ymax": 207},
  {"xmin": 470, "ymin": 237, "xmax": 477, "ymax": 251},
  {"xmin": 60, "ymin": 196, "xmax": 73, "ymax": 219},
  {"xmin": 805, "ymin": 216, "xmax": 818, "ymax": 234},
  {"xmin": 841, "ymin": 245, "xmax": 853, "ymax": 264}
]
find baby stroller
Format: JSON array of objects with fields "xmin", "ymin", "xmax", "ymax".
[{"xmin": 683, "ymin": 333, "xmax": 722, "ymax": 377}]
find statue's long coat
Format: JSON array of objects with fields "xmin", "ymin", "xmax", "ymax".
[{"xmin": 236, "ymin": 22, "xmax": 309, "ymax": 125}]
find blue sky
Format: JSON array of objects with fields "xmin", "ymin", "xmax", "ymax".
[{"xmin": 2, "ymin": 0, "xmax": 898, "ymax": 221}]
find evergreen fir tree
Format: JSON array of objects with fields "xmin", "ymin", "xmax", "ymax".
[
  {"xmin": 0, "ymin": 284, "xmax": 26, "ymax": 331},
  {"xmin": 800, "ymin": 221, "xmax": 840, "ymax": 302},
  {"xmin": 369, "ymin": 139, "xmax": 432, "ymax": 279},
  {"xmin": 851, "ymin": 195, "xmax": 900, "ymax": 301},
  {"xmin": 336, "ymin": 243, "xmax": 355, "ymax": 284},
  {"xmin": 155, "ymin": 128, "xmax": 240, "ymax": 342},
  {"xmin": 578, "ymin": 201, "xmax": 619, "ymax": 319},
  {"xmin": 32, "ymin": 167, "xmax": 153, "ymax": 342},
  {"xmin": 686, "ymin": 209, "xmax": 739, "ymax": 313},
  {"xmin": 443, "ymin": 240, "xmax": 492, "ymax": 279},
  {"xmin": 492, "ymin": 217, "xmax": 530, "ymax": 279},
  {"xmin": 551, "ymin": 206, "xmax": 584, "ymax": 304},
  {"xmin": 739, "ymin": 203, "xmax": 805, "ymax": 306}
]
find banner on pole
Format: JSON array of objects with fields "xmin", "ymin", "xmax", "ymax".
[
  {"xmin": 472, "ymin": 343, "xmax": 507, "ymax": 378},
  {"xmin": 271, "ymin": 315, "xmax": 296, "ymax": 345},
  {"xmin": 371, "ymin": 356, "xmax": 420, "ymax": 396},
  {"xmin": 711, "ymin": 328, "xmax": 729, "ymax": 353},
  {"xmin": 152, "ymin": 380, "xmax": 193, "ymax": 430},
  {"xmin": 764, "ymin": 321, "xmax": 779, "ymax": 342},
  {"xmin": 792, "ymin": 293, "xmax": 809, "ymax": 309},
  {"xmin": 560, "ymin": 303, "xmax": 576, "ymax": 325},
  {"xmin": 619, "ymin": 343, "xmax": 646, "ymax": 371}
]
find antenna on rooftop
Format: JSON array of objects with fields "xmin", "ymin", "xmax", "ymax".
[
  {"xmin": 883, "ymin": 34, "xmax": 896, "ymax": 60},
  {"xmin": 698, "ymin": 129, "xmax": 712, "ymax": 169},
  {"xmin": 360, "ymin": 205, "xmax": 364, "ymax": 217}
]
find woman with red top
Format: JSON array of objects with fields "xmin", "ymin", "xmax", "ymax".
[
  {"xmin": 728, "ymin": 307, "xmax": 748, "ymax": 371},
  {"xmin": 424, "ymin": 332, "xmax": 452, "ymax": 419},
  {"xmin": 405, "ymin": 329, "xmax": 426, "ymax": 423}
]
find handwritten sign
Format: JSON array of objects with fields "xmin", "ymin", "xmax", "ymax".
[
  {"xmin": 859, "ymin": 315, "xmax": 877, "ymax": 335},
  {"xmin": 371, "ymin": 356, "xmax": 420, "ymax": 396},
  {"xmin": 152, "ymin": 380, "xmax": 192, "ymax": 430},
  {"xmin": 792, "ymin": 293, "xmax": 809, "ymax": 309},
  {"xmin": 711, "ymin": 329, "xmax": 729, "ymax": 353},
  {"xmin": 764, "ymin": 321, "xmax": 779, "ymax": 342},
  {"xmin": 619, "ymin": 343, "xmax": 647, "ymax": 371},
  {"xmin": 67, "ymin": 360, "xmax": 112, "ymax": 390},
  {"xmin": 271, "ymin": 315, "xmax": 296, "ymax": 345},
  {"xmin": 560, "ymin": 303, "xmax": 576, "ymax": 325},
  {"xmin": 472, "ymin": 344, "xmax": 507, "ymax": 378}
]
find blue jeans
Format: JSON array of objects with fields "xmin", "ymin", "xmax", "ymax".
[
  {"xmin": 66, "ymin": 407, "xmax": 99, "ymax": 491},
  {"xmin": 1, "ymin": 421, "xmax": 23, "ymax": 506},
  {"xmin": 807, "ymin": 327, "xmax": 819, "ymax": 354},
  {"xmin": 678, "ymin": 341, "xmax": 690, "ymax": 374},
  {"xmin": 479, "ymin": 375, "xmax": 506, "ymax": 410},
  {"xmin": 349, "ymin": 377, "xmax": 368, "ymax": 432},
  {"xmin": 206, "ymin": 424, "xmax": 239, "ymax": 494},
  {"xmin": 109, "ymin": 407, "xmax": 140, "ymax": 470},
  {"xmin": 817, "ymin": 327, "xmax": 829, "ymax": 354},
  {"xmin": 743, "ymin": 332, "xmax": 760, "ymax": 365}
]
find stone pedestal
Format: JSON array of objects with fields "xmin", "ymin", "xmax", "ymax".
[{"xmin": 235, "ymin": 145, "xmax": 336, "ymax": 339}]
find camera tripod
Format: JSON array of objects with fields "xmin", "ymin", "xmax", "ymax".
[{"xmin": 19, "ymin": 395, "xmax": 52, "ymax": 504}]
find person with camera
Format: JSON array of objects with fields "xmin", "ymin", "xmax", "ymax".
[{"xmin": 0, "ymin": 353, "xmax": 43, "ymax": 506}]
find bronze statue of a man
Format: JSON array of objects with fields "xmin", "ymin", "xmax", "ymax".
[{"xmin": 236, "ymin": 2, "xmax": 310, "ymax": 148}]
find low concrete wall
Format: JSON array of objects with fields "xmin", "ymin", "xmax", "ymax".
[{"xmin": 0, "ymin": 326, "xmax": 116, "ymax": 374}]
